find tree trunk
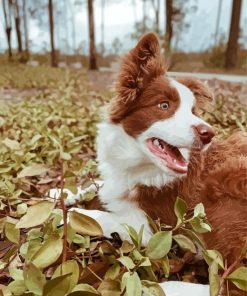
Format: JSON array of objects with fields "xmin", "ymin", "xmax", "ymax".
[
  {"xmin": 143, "ymin": 0, "xmax": 147, "ymax": 31},
  {"xmin": 101, "ymin": 0, "xmax": 105, "ymax": 55},
  {"xmin": 225, "ymin": 0, "xmax": 242, "ymax": 69},
  {"xmin": 14, "ymin": 0, "xmax": 22, "ymax": 53},
  {"xmin": 22, "ymin": 0, "xmax": 29, "ymax": 53},
  {"xmin": 2, "ymin": 0, "xmax": 12, "ymax": 59},
  {"xmin": 151, "ymin": 0, "xmax": 160, "ymax": 34},
  {"xmin": 165, "ymin": 0, "xmax": 173, "ymax": 54},
  {"xmin": 48, "ymin": 0, "xmax": 57, "ymax": 67},
  {"xmin": 215, "ymin": 0, "xmax": 223, "ymax": 45},
  {"xmin": 87, "ymin": 0, "xmax": 98, "ymax": 70}
]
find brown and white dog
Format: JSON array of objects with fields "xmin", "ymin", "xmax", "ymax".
[{"xmin": 51, "ymin": 33, "xmax": 247, "ymax": 295}]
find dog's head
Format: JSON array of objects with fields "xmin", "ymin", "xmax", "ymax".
[{"xmin": 109, "ymin": 33, "xmax": 214, "ymax": 176}]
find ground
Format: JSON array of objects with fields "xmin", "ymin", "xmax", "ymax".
[{"xmin": 0, "ymin": 63, "xmax": 246, "ymax": 296}]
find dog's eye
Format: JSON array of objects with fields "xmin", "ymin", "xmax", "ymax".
[{"xmin": 158, "ymin": 101, "xmax": 169, "ymax": 110}]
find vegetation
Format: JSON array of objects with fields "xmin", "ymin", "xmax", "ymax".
[{"xmin": 0, "ymin": 64, "xmax": 246, "ymax": 295}]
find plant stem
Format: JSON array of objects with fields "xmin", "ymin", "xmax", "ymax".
[{"xmin": 218, "ymin": 258, "xmax": 240, "ymax": 295}]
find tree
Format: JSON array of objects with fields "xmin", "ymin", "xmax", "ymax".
[
  {"xmin": 13, "ymin": 0, "xmax": 22, "ymax": 53},
  {"xmin": 151, "ymin": 0, "xmax": 160, "ymax": 34},
  {"xmin": 22, "ymin": 0, "xmax": 29, "ymax": 54},
  {"xmin": 165, "ymin": 0, "xmax": 173, "ymax": 54},
  {"xmin": 225, "ymin": 0, "xmax": 242, "ymax": 69},
  {"xmin": 48, "ymin": 0, "xmax": 58, "ymax": 67},
  {"xmin": 87, "ymin": 0, "xmax": 98, "ymax": 70},
  {"xmin": 2, "ymin": 0, "xmax": 13, "ymax": 59}
]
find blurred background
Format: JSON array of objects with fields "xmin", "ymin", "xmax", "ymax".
[{"xmin": 0, "ymin": 0, "xmax": 246, "ymax": 74}]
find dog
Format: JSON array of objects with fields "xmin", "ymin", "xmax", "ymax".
[{"xmin": 50, "ymin": 33, "xmax": 247, "ymax": 296}]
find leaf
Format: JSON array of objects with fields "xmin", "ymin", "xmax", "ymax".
[
  {"xmin": 43, "ymin": 273, "xmax": 72, "ymax": 296},
  {"xmin": 122, "ymin": 224, "xmax": 139, "ymax": 246},
  {"xmin": 17, "ymin": 203, "xmax": 27, "ymax": 216},
  {"xmin": 161, "ymin": 255, "xmax": 170, "ymax": 278},
  {"xmin": 23, "ymin": 263, "xmax": 46, "ymax": 295},
  {"xmin": 193, "ymin": 203, "xmax": 206, "ymax": 218},
  {"xmin": 105, "ymin": 263, "xmax": 120, "ymax": 280},
  {"xmin": 146, "ymin": 231, "xmax": 172, "ymax": 260},
  {"xmin": 98, "ymin": 279, "xmax": 121, "ymax": 296},
  {"xmin": 126, "ymin": 272, "xmax": 142, "ymax": 296},
  {"xmin": 7, "ymin": 280, "xmax": 27, "ymax": 295},
  {"xmin": 16, "ymin": 201, "xmax": 55, "ymax": 228},
  {"xmin": 69, "ymin": 211, "xmax": 103, "ymax": 236},
  {"xmin": 208, "ymin": 261, "xmax": 220, "ymax": 296},
  {"xmin": 181, "ymin": 228, "xmax": 206, "ymax": 249},
  {"xmin": 190, "ymin": 217, "xmax": 211, "ymax": 233},
  {"xmin": 2, "ymin": 138, "xmax": 20, "ymax": 150},
  {"xmin": 31, "ymin": 236, "xmax": 63, "ymax": 269},
  {"xmin": 117, "ymin": 256, "xmax": 135, "ymax": 270},
  {"xmin": 141, "ymin": 280, "xmax": 165, "ymax": 296},
  {"xmin": 9, "ymin": 268, "xmax": 23, "ymax": 281},
  {"xmin": 52, "ymin": 260, "xmax": 79, "ymax": 293},
  {"xmin": 203, "ymin": 250, "xmax": 224, "ymax": 269},
  {"xmin": 69, "ymin": 284, "xmax": 99, "ymax": 295},
  {"xmin": 174, "ymin": 197, "xmax": 187, "ymax": 223},
  {"xmin": 17, "ymin": 164, "xmax": 48, "ymax": 178},
  {"xmin": 228, "ymin": 267, "xmax": 247, "ymax": 292},
  {"xmin": 5, "ymin": 222, "xmax": 20, "ymax": 244},
  {"xmin": 173, "ymin": 234, "xmax": 197, "ymax": 253}
]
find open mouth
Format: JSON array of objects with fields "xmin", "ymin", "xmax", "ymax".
[{"xmin": 146, "ymin": 138, "xmax": 188, "ymax": 174}]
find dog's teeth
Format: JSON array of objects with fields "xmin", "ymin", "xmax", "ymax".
[{"xmin": 153, "ymin": 139, "xmax": 159, "ymax": 146}]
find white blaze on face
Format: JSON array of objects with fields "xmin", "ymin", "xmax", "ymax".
[{"xmin": 138, "ymin": 79, "xmax": 211, "ymax": 163}]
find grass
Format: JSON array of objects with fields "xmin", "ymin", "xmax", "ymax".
[{"xmin": 0, "ymin": 63, "xmax": 246, "ymax": 295}]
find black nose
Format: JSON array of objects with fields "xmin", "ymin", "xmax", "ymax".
[{"xmin": 193, "ymin": 124, "xmax": 215, "ymax": 145}]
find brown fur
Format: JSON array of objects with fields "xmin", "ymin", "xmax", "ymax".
[{"xmin": 136, "ymin": 133, "xmax": 247, "ymax": 262}]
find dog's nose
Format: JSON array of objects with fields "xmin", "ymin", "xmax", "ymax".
[{"xmin": 193, "ymin": 124, "xmax": 215, "ymax": 145}]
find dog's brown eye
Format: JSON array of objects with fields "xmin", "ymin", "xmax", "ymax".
[{"xmin": 159, "ymin": 101, "xmax": 169, "ymax": 110}]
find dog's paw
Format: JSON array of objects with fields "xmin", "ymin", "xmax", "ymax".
[{"xmin": 68, "ymin": 208, "xmax": 151, "ymax": 244}]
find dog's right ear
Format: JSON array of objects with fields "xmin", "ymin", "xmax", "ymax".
[{"xmin": 116, "ymin": 33, "xmax": 166, "ymax": 103}]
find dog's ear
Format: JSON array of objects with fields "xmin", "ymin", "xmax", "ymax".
[
  {"xmin": 116, "ymin": 33, "xmax": 166, "ymax": 103},
  {"xmin": 177, "ymin": 77, "xmax": 214, "ymax": 109}
]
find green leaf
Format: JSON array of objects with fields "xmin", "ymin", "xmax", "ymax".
[
  {"xmin": 43, "ymin": 273, "xmax": 72, "ymax": 296},
  {"xmin": 17, "ymin": 164, "xmax": 48, "ymax": 178},
  {"xmin": 193, "ymin": 203, "xmax": 206, "ymax": 218},
  {"xmin": 16, "ymin": 201, "xmax": 55, "ymax": 228},
  {"xmin": 146, "ymin": 231, "xmax": 172, "ymax": 260},
  {"xmin": 105, "ymin": 263, "xmax": 121, "ymax": 280},
  {"xmin": 208, "ymin": 261, "xmax": 220, "ymax": 296},
  {"xmin": 174, "ymin": 197, "xmax": 187, "ymax": 223},
  {"xmin": 122, "ymin": 224, "xmax": 139, "ymax": 247},
  {"xmin": 228, "ymin": 267, "xmax": 247, "ymax": 292},
  {"xmin": 161, "ymin": 255, "xmax": 170, "ymax": 278},
  {"xmin": 190, "ymin": 217, "xmax": 211, "ymax": 233},
  {"xmin": 141, "ymin": 280, "xmax": 166, "ymax": 296},
  {"xmin": 9, "ymin": 268, "xmax": 23, "ymax": 281},
  {"xmin": 23, "ymin": 263, "xmax": 46, "ymax": 295},
  {"xmin": 5, "ymin": 222, "xmax": 20, "ymax": 244},
  {"xmin": 17, "ymin": 203, "xmax": 27, "ymax": 216},
  {"xmin": 203, "ymin": 250, "xmax": 224, "ymax": 269},
  {"xmin": 52, "ymin": 260, "xmax": 79, "ymax": 293},
  {"xmin": 69, "ymin": 211, "xmax": 103, "ymax": 236},
  {"xmin": 2, "ymin": 138, "xmax": 20, "ymax": 150},
  {"xmin": 173, "ymin": 234, "xmax": 197, "ymax": 253},
  {"xmin": 69, "ymin": 284, "xmax": 100, "ymax": 295},
  {"xmin": 98, "ymin": 279, "xmax": 121, "ymax": 296},
  {"xmin": 117, "ymin": 256, "xmax": 135, "ymax": 270},
  {"xmin": 7, "ymin": 280, "xmax": 27, "ymax": 295},
  {"xmin": 31, "ymin": 236, "xmax": 63, "ymax": 269},
  {"xmin": 126, "ymin": 272, "xmax": 142, "ymax": 296},
  {"xmin": 181, "ymin": 228, "xmax": 206, "ymax": 249}
]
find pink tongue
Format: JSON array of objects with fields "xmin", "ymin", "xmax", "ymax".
[{"xmin": 148, "ymin": 139, "xmax": 188, "ymax": 173}]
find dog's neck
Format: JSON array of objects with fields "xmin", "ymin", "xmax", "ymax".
[{"xmin": 96, "ymin": 122, "xmax": 177, "ymax": 212}]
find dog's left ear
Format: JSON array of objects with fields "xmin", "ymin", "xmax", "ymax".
[
  {"xmin": 177, "ymin": 77, "xmax": 214, "ymax": 108},
  {"xmin": 116, "ymin": 33, "xmax": 166, "ymax": 103}
]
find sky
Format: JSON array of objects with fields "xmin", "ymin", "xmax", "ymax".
[{"xmin": 0, "ymin": 0, "xmax": 247, "ymax": 54}]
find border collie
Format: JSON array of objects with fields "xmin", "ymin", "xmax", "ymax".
[{"xmin": 51, "ymin": 33, "xmax": 247, "ymax": 296}]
